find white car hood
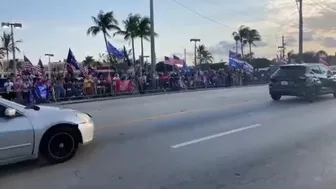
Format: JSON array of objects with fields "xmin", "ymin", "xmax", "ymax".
[
  {"xmin": 24, "ymin": 105, "xmax": 85, "ymax": 127},
  {"xmin": 38, "ymin": 105, "xmax": 76, "ymax": 113},
  {"xmin": 24, "ymin": 105, "xmax": 79, "ymax": 117}
]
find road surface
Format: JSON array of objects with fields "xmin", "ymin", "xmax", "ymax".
[{"xmin": 2, "ymin": 85, "xmax": 336, "ymax": 188}]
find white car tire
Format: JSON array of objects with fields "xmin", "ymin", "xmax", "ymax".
[{"xmin": 40, "ymin": 127, "xmax": 79, "ymax": 164}]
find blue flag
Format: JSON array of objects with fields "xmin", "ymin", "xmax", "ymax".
[
  {"xmin": 229, "ymin": 51, "xmax": 244, "ymax": 68},
  {"xmin": 66, "ymin": 48, "xmax": 80, "ymax": 70},
  {"xmin": 107, "ymin": 42, "xmax": 124, "ymax": 59}
]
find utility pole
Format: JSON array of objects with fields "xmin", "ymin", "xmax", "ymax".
[
  {"xmin": 297, "ymin": 0, "xmax": 303, "ymax": 62},
  {"xmin": 45, "ymin": 53, "xmax": 54, "ymax": 79},
  {"xmin": 190, "ymin": 38, "xmax": 200, "ymax": 66},
  {"xmin": 277, "ymin": 35, "xmax": 286, "ymax": 59},
  {"xmin": 149, "ymin": 0, "xmax": 156, "ymax": 77}
]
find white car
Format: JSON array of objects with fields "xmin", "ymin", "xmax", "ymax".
[{"xmin": 0, "ymin": 97, "xmax": 94, "ymax": 166}]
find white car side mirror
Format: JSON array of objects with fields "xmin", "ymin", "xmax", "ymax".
[{"xmin": 5, "ymin": 108, "xmax": 16, "ymax": 117}]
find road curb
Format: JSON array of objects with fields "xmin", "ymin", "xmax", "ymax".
[{"xmin": 54, "ymin": 84, "xmax": 267, "ymax": 105}]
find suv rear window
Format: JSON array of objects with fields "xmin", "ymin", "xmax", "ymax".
[{"xmin": 273, "ymin": 66, "xmax": 307, "ymax": 77}]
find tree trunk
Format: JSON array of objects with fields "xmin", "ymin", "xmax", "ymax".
[
  {"xmin": 239, "ymin": 41, "xmax": 244, "ymax": 86},
  {"xmin": 249, "ymin": 43, "xmax": 252, "ymax": 56},
  {"xmin": 6, "ymin": 51, "xmax": 9, "ymax": 72},
  {"xmin": 235, "ymin": 41, "xmax": 238, "ymax": 54},
  {"xmin": 140, "ymin": 37, "xmax": 144, "ymax": 77},
  {"xmin": 240, "ymin": 41, "xmax": 244, "ymax": 57},
  {"xmin": 249, "ymin": 43, "xmax": 252, "ymax": 63},
  {"xmin": 131, "ymin": 37, "xmax": 136, "ymax": 66}
]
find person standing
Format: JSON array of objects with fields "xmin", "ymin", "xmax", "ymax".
[{"xmin": 3, "ymin": 78, "xmax": 14, "ymax": 100}]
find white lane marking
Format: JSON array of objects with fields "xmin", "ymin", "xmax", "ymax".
[{"xmin": 171, "ymin": 124, "xmax": 262, "ymax": 148}]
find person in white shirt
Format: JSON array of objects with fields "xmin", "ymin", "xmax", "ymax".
[
  {"xmin": 3, "ymin": 78, "xmax": 14, "ymax": 100},
  {"xmin": 4, "ymin": 78, "xmax": 13, "ymax": 93}
]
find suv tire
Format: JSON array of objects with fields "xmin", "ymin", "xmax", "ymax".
[
  {"xmin": 271, "ymin": 93, "xmax": 281, "ymax": 101},
  {"xmin": 305, "ymin": 88, "xmax": 318, "ymax": 102}
]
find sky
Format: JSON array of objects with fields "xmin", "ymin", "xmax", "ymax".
[{"xmin": 1, "ymin": 0, "xmax": 336, "ymax": 65}]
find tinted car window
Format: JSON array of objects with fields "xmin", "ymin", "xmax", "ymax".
[
  {"xmin": 319, "ymin": 65, "xmax": 331, "ymax": 74},
  {"xmin": 273, "ymin": 66, "xmax": 307, "ymax": 77},
  {"xmin": 310, "ymin": 66, "xmax": 322, "ymax": 74}
]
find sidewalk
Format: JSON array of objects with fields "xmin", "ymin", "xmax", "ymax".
[{"xmin": 53, "ymin": 83, "xmax": 267, "ymax": 106}]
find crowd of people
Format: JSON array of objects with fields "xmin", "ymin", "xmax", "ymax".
[{"xmin": 0, "ymin": 68, "xmax": 271, "ymax": 105}]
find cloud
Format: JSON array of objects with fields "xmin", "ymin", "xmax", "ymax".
[
  {"xmin": 285, "ymin": 36, "xmax": 297, "ymax": 46},
  {"xmin": 316, "ymin": 37, "xmax": 336, "ymax": 48},
  {"xmin": 304, "ymin": 5, "xmax": 336, "ymax": 32},
  {"xmin": 254, "ymin": 41, "xmax": 268, "ymax": 47},
  {"xmin": 285, "ymin": 31, "xmax": 314, "ymax": 46},
  {"xmin": 208, "ymin": 41, "xmax": 235, "ymax": 56},
  {"xmin": 303, "ymin": 31, "xmax": 314, "ymax": 41}
]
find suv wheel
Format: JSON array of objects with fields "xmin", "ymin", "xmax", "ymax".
[
  {"xmin": 271, "ymin": 94, "xmax": 281, "ymax": 101},
  {"xmin": 305, "ymin": 89, "xmax": 317, "ymax": 102}
]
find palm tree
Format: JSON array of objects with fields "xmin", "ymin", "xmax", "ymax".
[
  {"xmin": 245, "ymin": 29, "xmax": 261, "ymax": 59},
  {"xmin": 82, "ymin": 56, "xmax": 101, "ymax": 67},
  {"xmin": 87, "ymin": 10, "xmax": 120, "ymax": 66},
  {"xmin": 114, "ymin": 13, "xmax": 140, "ymax": 66},
  {"xmin": 0, "ymin": 32, "xmax": 22, "ymax": 62},
  {"xmin": 197, "ymin": 44, "xmax": 213, "ymax": 64},
  {"xmin": 232, "ymin": 33, "xmax": 240, "ymax": 54},
  {"xmin": 137, "ymin": 16, "xmax": 157, "ymax": 70},
  {"xmin": 232, "ymin": 25, "xmax": 249, "ymax": 57}
]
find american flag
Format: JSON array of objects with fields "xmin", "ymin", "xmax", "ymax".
[
  {"xmin": 319, "ymin": 58, "xmax": 328, "ymax": 66},
  {"xmin": 276, "ymin": 55, "xmax": 287, "ymax": 64},
  {"xmin": 23, "ymin": 55, "xmax": 41, "ymax": 75},
  {"xmin": 173, "ymin": 55, "xmax": 184, "ymax": 65},
  {"xmin": 164, "ymin": 56, "xmax": 174, "ymax": 65},
  {"xmin": 34, "ymin": 59, "xmax": 44, "ymax": 76},
  {"xmin": 66, "ymin": 63, "xmax": 75, "ymax": 75},
  {"xmin": 88, "ymin": 65, "xmax": 96, "ymax": 75},
  {"xmin": 81, "ymin": 66, "xmax": 88, "ymax": 78},
  {"xmin": 23, "ymin": 55, "xmax": 34, "ymax": 70}
]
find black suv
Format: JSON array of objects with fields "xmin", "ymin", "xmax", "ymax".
[{"xmin": 269, "ymin": 63, "xmax": 336, "ymax": 102}]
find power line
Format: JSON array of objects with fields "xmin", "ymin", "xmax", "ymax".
[
  {"xmin": 170, "ymin": 0, "xmax": 235, "ymax": 30},
  {"xmin": 170, "ymin": 0, "xmax": 300, "ymax": 37},
  {"xmin": 305, "ymin": 0, "xmax": 336, "ymax": 12}
]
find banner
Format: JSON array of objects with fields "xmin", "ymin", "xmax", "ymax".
[
  {"xmin": 35, "ymin": 83, "xmax": 48, "ymax": 100},
  {"xmin": 115, "ymin": 80, "xmax": 135, "ymax": 93}
]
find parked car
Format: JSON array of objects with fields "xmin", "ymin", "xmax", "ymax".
[
  {"xmin": 269, "ymin": 63, "xmax": 336, "ymax": 102},
  {"xmin": 0, "ymin": 97, "xmax": 94, "ymax": 166}
]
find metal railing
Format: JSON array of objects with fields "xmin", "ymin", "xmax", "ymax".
[{"xmin": 0, "ymin": 78, "xmax": 268, "ymax": 104}]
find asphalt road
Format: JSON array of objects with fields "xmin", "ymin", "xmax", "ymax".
[{"xmin": 2, "ymin": 85, "xmax": 336, "ymax": 188}]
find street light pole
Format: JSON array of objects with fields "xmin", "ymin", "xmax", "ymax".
[
  {"xmin": 190, "ymin": 39, "xmax": 200, "ymax": 66},
  {"xmin": 150, "ymin": 0, "xmax": 156, "ymax": 76},
  {"xmin": 297, "ymin": 0, "xmax": 303, "ymax": 62},
  {"xmin": 45, "ymin": 53, "xmax": 54, "ymax": 79},
  {"xmin": 10, "ymin": 25, "xmax": 16, "ymax": 74},
  {"xmin": 1, "ymin": 22, "xmax": 22, "ymax": 75}
]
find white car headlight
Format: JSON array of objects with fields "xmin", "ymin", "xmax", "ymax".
[{"xmin": 77, "ymin": 113, "xmax": 92, "ymax": 123}]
